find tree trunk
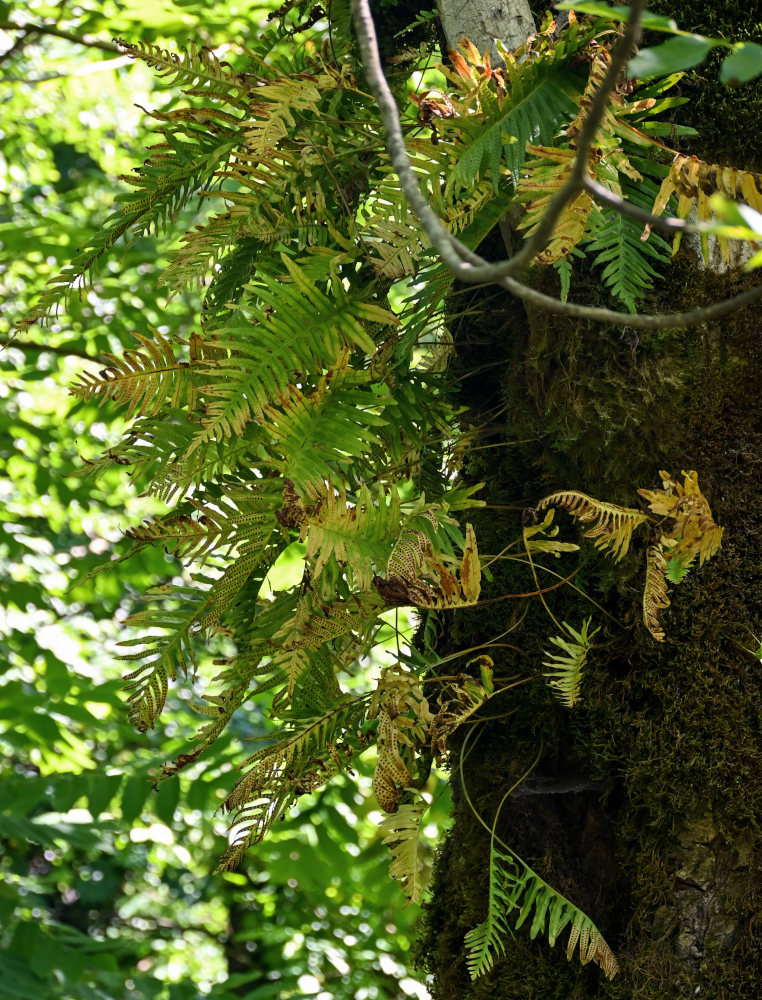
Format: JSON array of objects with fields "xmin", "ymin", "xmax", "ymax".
[{"xmin": 405, "ymin": 1, "xmax": 762, "ymax": 997}]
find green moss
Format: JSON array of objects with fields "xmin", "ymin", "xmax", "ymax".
[{"xmin": 416, "ymin": 217, "xmax": 762, "ymax": 1000}]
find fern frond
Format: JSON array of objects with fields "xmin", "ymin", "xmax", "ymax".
[
  {"xmin": 302, "ymin": 481, "xmax": 403, "ymax": 592},
  {"xmin": 446, "ymin": 45, "xmax": 579, "ymax": 194},
  {"xmin": 538, "ymin": 490, "xmax": 648, "ymax": 562},
  {"xmin": 518, "ymin": 145, "xmax": 594, "ymax": 264},
  {"xmin": 262, "ymin": 352, "xmax": 389, "ymax": 499},
  {"xmin": 582, "ymin": 178, "xmax": 672, "ymax": 312},
  {"xmin": 637, "ymin": 469, "xmax": 723, "ymax": 567},
  {"xmin": 643, "ymin": 543, "xmax": 670, "ymax": 642},
  {"xmin": 119, "ymin": 585, "xmax": 207, "ymax": 732},
  {"xmin": 429, "ymin": 676, "xmax": 488, "ymax": 764},
  {"xmin": 464, "ymin": 841, "xmax": 513, "ymax": 979},
  {"xmin": 647, "ymin": 152, "xmax": 762, "ymax": 259},
  {"xmin": 466, "ymin": 843, "xmax": 619, "ymax": 980},
  {"xmin": 522, "ymin": 509, "xmax": 580, "ymax": 558},
  {"xmin": 379, "ymin": 800, "xmax": 427, "ymax": 905},
  {"xmin": 188, "ymin": 258, "xmax": 392, "ymax": 453},
  {"xmin": 543, "ymin": 618, "xmax": 600, "ymax": 708},
  {"xmin": 217, "ymin": 692, "xmax": 369, "ymax": 869},
  {"xmin": 116, "ymin": 39, "xmax": 252, "ymax": 104},
  {"xmin": 125, "ymin": 483, "xmax": 281, "ymax": 565},
  {"xmin": 70, "ymin": 330, "xmax": 200, "ymax": 419}
]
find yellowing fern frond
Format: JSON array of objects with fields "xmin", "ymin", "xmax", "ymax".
[
  {"xmin": 646, "ymin": 153, "xmax": 762, "ymax": 259},
  {"xmin": 522, "ymin": 508, "xmax": 580, "ymax": 557},
  {"xmin": 374, "ymin": 521, "xmax": 481, "ymax": 610},
  {"xmin": 71, "ymin": 330, "xmax": 198, "ymax": 419},
  {"xmin": 379, "ymin": 801, "xmax": 427, "ymax": 905},
  {"xmin": 638, "ymin": 469, "xmax": 723, "ymax": 566},
  {"xmin": 643, "ymin": 544, "xmax": 670, "ymax": 642},
  {"xmin": 538, "ymin": 490, "xmax": 647, "ymax": 562}
]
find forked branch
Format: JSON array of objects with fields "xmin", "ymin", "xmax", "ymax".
[{"xmin": 350, "ymin": 0, "xmax": 762, "ymax": 329}]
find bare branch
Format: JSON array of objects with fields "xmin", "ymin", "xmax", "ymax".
[
  {"xmin": 351, "ymin": 0, "xmax": 762, "ymax": 329},
  {"xmin": 351, "ymin": 0, "xmax": 646, "ymax": 282},
  {"xmin": 2, "ymin": 339, "xmax": 108, "ymax": 364},
  {"xmin": 583, "ymin": 175, "xmax": 706, "ymax": 235},
  {"xmin": 497, "ymin": 272, "xmax": 762, "ymax": 329},
  {"xmin": 0, "ymin": 21, "xmax": 121, "ymax": 55}
]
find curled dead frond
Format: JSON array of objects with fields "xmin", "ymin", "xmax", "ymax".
[
  {"xmin": 538, "ymin": 490, "xmax": 647, "ymax": 561},
  {"xmin": 643, "ymin": 544, "xmax": 670, "ymax": 642}
]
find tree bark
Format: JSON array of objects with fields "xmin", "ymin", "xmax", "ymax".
[
  {"xmin": 404, "ymin": 1, "xmax": 762, "ymax": 997},
  {"xmin": 436, "ymin": 0, "xmax": 535, "ymax": 60}
]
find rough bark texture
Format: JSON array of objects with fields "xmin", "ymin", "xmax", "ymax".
[
  {"xmin": 401, "ymin": 0, "xmax": 762, "ymax": 997},
  {"xmin": 436, "ymin": 0, "xmax": 535, "ymax": 59}
]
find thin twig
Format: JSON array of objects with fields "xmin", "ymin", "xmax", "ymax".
[
  {"xmin": 584, "ymin": 175, "xmax": 708, "ymax": 235},
  {"xmin": 350, "ymin": 0, "xmax": 645, "ymax": 281},
  {"xmin": 0, "ymin": 21, "xmax": 121, "ymax": 54}
]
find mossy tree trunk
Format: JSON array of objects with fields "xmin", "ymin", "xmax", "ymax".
[{"xmin": 382, "ymin": 1, "xmax": 762, "ymax": 996}]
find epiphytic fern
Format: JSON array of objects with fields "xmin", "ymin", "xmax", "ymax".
[
  {"xmin": 465, "ymin": 840, "xmax": 618, "ymax": 980},
  {"xmin": 70, "ymin": 330, "xmax": 201, "ymax": 419},
  {"xmin": 647, "ymin": 153, "xmax": 762, "ymax": 259},
  {"xmin": 300, "ymin": 481, "xmax": 404, "ymax": 594},
  {"xmin": 543, "ymin": 618, "xmax": 600, "ymax": 708},
  {"xmin": 581, "ymin": 178, "xmax": 673, "ymax": 313},
  {"xmin": 119, "ymin": 585, "xmax": 208, "ymax": 732},
  {"xmin": 379, "ymin": 800, "xmax": 427, "ymax": 905},
  {"xmin": 537, "ymin": 490, "xmax": 648, "ymax": 562},
  {"xmin": 443, "ymin": 31, "xmax": 582, "ymax": 196},
  {"xmin": 643, "ymin": 544, "xmax": 670, "ymax": 642},
  {"xmin": 217, "ymin": 691, "xmax": 369, "ymax": 869}
]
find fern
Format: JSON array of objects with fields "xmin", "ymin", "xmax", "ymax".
[
  {"xmin": 119, "ymin": 585, "xmax": 208, "ymax": 732},
  {"xmin": 643, "ymin": 543, "xmax": 670, "ymax": 642},
  {"xmin": 543, "ymin": 618, "xmax": 600, "ymax": 708},
  {"xmin": 466, "ymin": 841, "xmax": 618, "ymax": 980},
  {"xmin": 582, "ymin": 177, "xmax": 673, "ymax": 312},
  {"xmin": 262, "ymin": 354, "xmax": 389, "ymax": 498},
  {"xmin": 217, "ymin": 692, "xmax": 369, "ymax": 869},
  {"xmin": 302, "ymin": 481, "xmax": 404, "ymax": 593},
  {"xmin": 70, "ymin": 330, "xmax": 201, "ymax": 420},
  {"xmin": 380, "ymin": 801, "xmax": 427, "ymax": 905},
  {"xmin": 115, "ymin": 38, "xmax": 252, "ymax": 103},
  {"xmin": 445, "ymin": 36, "xmax": 581, "ymax": 195},
  {"xmin": 537, "ymin": 490, "xmax": 648, "ymax": 562}
]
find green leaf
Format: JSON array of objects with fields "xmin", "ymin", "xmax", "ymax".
[
  {"xmin": 556, "ymin": 2, "xmax": 678, "ymax": 31},
  {"xmin": 154, "ymin": 776, "xmax": 180, "ymax": 824},
  {"xmin": 720, "ymin": 43, "xmax": 762, "ymax": 85},
  {"xmin": 629, "ymin": 36, "xmax": 719, "ymax": 81},
  {"xmin": 87, "ymin": 774, "xmax": 123, "ymax": 817},
  {"xmin": 121, "ymin": 772, "xmax": 150, "ymax": 825}
]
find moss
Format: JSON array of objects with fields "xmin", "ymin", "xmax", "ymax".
[{"xmin": 416, "ymin": 208, "xmax": 762, "ymax": 1000}]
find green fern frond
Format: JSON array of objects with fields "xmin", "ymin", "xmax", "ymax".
[
  {"xmin": 188, "ymin": 258, "xmax": 393, "ymax": 454},
  {"xmin": 464, "ymin": 840, "xmax": 512, "ymax": 978},
  {"xmin": 303, "ymin": 482, "xmax": 404, "ymax": 592},
  {"xmin": 119, "ymin": 585, "xmax": 207, "ymax": 732},
  {"xmin": 466, "ymin": 842, "xmax": 619, "ymax": 980},
  {"xmin": 217, "ymin": 693, "xmax": 369, "ymax": 869},
  {"xmin": 379, "ymin": 800, "xmax": 427, "ymax": 905},
  {"xmin": 262, "ymin": 354, "xmax": 389, "ymax": 498},
  {"xmin": 543, "ymin": 618, "xmax": 600, "ymax": 708},
  {"xmin": 582, "ymin": 178, "xmax": 673, "ymax": 312},
  {"xmin": 448, "ymin": 58, "xmax": 578, "ymax": 195}
]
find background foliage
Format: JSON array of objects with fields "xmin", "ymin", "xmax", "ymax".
[{"xmin": 1, "ymin": 3, "xmax": 440, "ymax": 997}]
